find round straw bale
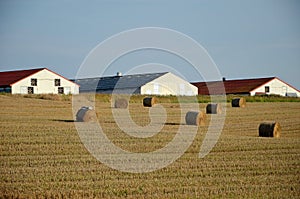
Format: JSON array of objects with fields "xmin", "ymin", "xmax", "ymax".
[
  {"xmin": 76, "ymin": 107, "xmax": 97, "ymax": 122},
  {"xmin": 258, "ymin": 122, "xmax": 281, "ymax": 138},
  {"xmin": 185, "ymin": 111, "xmax": 206, "ymax": 126},
  {"xmin": 206, "ymin": 103, "xmax": 222, "ymax": 114},
  {"xmin": 231, "ymin": 97, "xmax": 246, "ymax": 107},
  {"xmin": 143, "ymin": 97, "xmax": 156, "ymax": 107},
  {"xmin": 114, "ymin": 98, "xmax": 128, "ymax": 109}
]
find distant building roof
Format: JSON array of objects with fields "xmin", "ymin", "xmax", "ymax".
[
  {"xmin": 75, "ymin": 72, "xmax": 168, "ymax": 92},
  {"xmin": 191, "ymin": 77, "xmax": 276, "ymax": 95},
  {"xmin": 0, "ymin": 68, "xmax": 45, "ymax": 87}
]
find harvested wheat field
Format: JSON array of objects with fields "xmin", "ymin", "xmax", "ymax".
[{"xmin": 0, "ymin": 94, "xmax": 299, "ymax": 198}]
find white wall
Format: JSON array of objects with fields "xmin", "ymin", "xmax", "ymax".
[
  {"xmin": 141, "ymin": 73, "xmax": 198, "ymax": 96},
  {"xmin": 250, "ymin": 78, "xmax": 300, "ymax": 97},
  {"xmin": 11, "ymin": 69, "xmax": 79, "ymax": 94}
]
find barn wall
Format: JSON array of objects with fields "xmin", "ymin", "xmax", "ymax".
[
  {"xmin": 250, "ymin": 78, "xmax": 300, "ymax": 97},
  {"xmin": 141, "ymin": 73, "xmax": 198, "ymax": 96},
  {"xmin": 11, "ymin": 69, "xmax": 79, "ymax": 94},
  {"xmin": 96, "ymin": 88, "xmax": 140, "ymax": 94}
]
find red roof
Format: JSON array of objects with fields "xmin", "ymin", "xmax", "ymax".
[
  {"xmin": 0, "ymin": 68, "xmax": 45, "ymax": 87},
  {"xmin": 191, "ymin": 77, "xmax": 275, "ymax": 95}
]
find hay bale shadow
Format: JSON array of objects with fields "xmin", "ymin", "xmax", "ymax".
[
  {"xmin": 165, "ymin": 122, "xmax": 185, "ymax": 126},
  {"xmin": 51, "ymin": 119, "xmax": 75, "ymax": 123}
]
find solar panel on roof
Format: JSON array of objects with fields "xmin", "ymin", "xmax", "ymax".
[{"xmin": 76, "ymin": 72, "xmax": 168, "ymax": 93}]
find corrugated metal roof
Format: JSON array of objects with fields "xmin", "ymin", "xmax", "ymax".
[
  {"xmin": 75, "ymin": 72, "xmax": 168, "ymax": 92},
  {"xmin": 0, "ymin": 68, "xmax": 45, "ymax": 87},
  {"xmin": 192, "ymin": 77, "xmax": 275, "ymax": 95}
]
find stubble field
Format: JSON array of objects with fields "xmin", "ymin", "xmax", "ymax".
[{"xmin": 0, "ymin": 94, "xmax": 299, "ymax": 198}]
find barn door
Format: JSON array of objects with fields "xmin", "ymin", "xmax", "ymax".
[
  {"xmin": 64, "ymin": 87, "xmax": 71, "ymax": 94},
  {"xmin": 20, "ymin": 86, "xmax": 27, "ymax": 94},
  {"xmin": 282, "ymin": 86, "xmax": 287, "ymax": 96},
  {"xmin": 153, "ymin": 83, "xmax": 159, "ymax": 95},
  {"xmin": 180, "ymin": 84, "xmax": 185, "ymax": 95}
]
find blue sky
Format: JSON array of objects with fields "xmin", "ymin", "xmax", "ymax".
[{"xmin": 0, "ymin": 0, "xmax": 299, "ymax": 88}]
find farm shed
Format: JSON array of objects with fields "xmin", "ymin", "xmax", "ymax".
[
  {"xmin": 75, "ymin": 72, "xmax": 198, "ymax": 96},
  {"xmin": 191, "ymin": 77, "xmax": 300, "ymax": 97},
  {"xmin": 0, "ymin": 68, "xmax": 79, "ymax": 94}
]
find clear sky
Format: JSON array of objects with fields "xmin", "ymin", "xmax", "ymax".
[{"xmin": 0, "ymin": 0, "xmax": 299, "ymax": 88}]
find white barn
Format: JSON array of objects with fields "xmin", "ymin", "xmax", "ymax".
[
  {"xmin": 249, "ymin": 77, "xmax": 300, "ymax": 97},
  {"xmin": 75, "ymin": 72, "xmax": 198, "ymax": 96},
  {"xmin": 0, "ymin": 68, "xmax": 79, "ymax": 94},
  {"xmin": 192, "ymin": 77, "xmax": 300, "ymax": 97},
  {"xmin": 140, "ymin": 72, "xmax": 198, "ymax": 96}
]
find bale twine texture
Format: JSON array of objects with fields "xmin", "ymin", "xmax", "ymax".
[
  {"xmin": 185, "ymin": 111, "xmax": 206, "ymax": 126},
  {"xmin": 231, "ymin": 97, "xmax": 246, "ymax": 108},
  {"xmin": 206, "ymin": 103, "xmax": 222, "ymax": 114},
  {"xmin": 143, "ymin": 97, "xmax": 156, "ymax": 107},
  {"xmin": 114, "ymin": 98, "xmax": 128, "ymax": 109},
  {"xmin": 259, "ymin": 122, "xmax": 281, "ymax": 138},
  {"xmin": 76, "ymin": 107, "xmax": 97, "ymax": 122}
]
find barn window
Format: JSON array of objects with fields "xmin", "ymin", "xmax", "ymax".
[
  {"xmin": 58, "ymin": 87, "xmax": 64, "ymax": 94},
  {"xmin": 28, "ymin": 87, "xmax": 34, "ymax": 94},
  {"xmin": 31, "ymin": 78, "xmax": 37, "ymax": 86},
  {"xmin": 265, "ymin": 86, "xmax": 270, "ymax": 93},
  {"xmin": 55, "ymin": 79, "xmax": 61, "ymax": 86}
]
